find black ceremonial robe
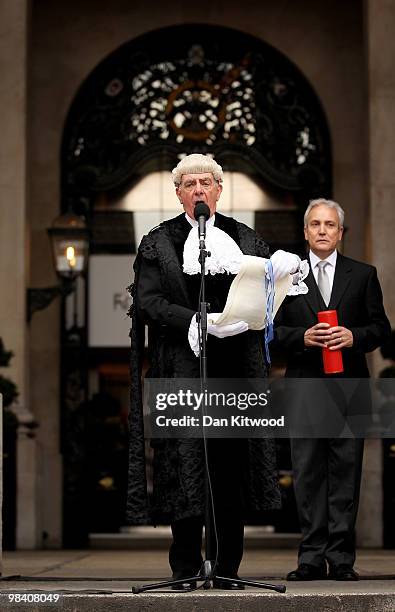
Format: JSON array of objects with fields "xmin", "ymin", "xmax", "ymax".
[{"xmin": 126, "ymin": 212, "xmax": 281, "ymax": 525}]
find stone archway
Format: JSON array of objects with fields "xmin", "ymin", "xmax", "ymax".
[
  {"xmin": 62, "ymin": 23, "xmax": 331, "ymax": 209},
  {"xmin": 60, "ymin": 24, "xmax": 332, "ymax": 545}
]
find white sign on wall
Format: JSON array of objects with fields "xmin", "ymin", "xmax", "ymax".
[{"xmin": 88, "ymin": 255, "xmax": 134, "ymax": 347}]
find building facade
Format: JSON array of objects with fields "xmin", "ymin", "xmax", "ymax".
[{"xmin": 0, "ymin": 0, "xmax": 394, "ymax": 549}]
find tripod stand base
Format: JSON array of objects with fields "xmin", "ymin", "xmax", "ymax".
[{"xmin": 132, "ymin": 560, "xmax": 286, "ymax": 594}]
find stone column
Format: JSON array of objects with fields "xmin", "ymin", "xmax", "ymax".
[
  {"xmin": 357, "ymin": 0, "xmax": 395, "ymax": 548},
  {"xmin": 367, "ymin": 2, "xmax": 395, "ymax": 324},
  {"xmin": 0, "ymin": 0, "xmax": 37, "ymax": 548}
]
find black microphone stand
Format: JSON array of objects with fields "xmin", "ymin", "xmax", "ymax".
[{"xmin": 132, "ymin": 221, "xmax": 286, "ymax": 595}]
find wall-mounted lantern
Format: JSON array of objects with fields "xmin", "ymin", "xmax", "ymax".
[{"xmin": 27, "ymin": 212, "xmax": 89, "ymax": 322}]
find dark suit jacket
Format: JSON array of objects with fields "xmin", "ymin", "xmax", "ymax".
[{"xmin": 275, "ymin": 252, "xmax": 391, "ymax": 377}]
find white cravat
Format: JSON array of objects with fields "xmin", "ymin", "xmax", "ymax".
[{"xmin": 183, "ymin": 215, "xmax": 244, "ymax": 275}]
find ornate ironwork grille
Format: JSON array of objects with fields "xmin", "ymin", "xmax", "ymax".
[{"xmin": 62, "ymin": 24, "xmax": 331, "ymax": 203}]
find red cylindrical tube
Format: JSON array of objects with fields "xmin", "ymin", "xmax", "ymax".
[{"xmin": 317, "ymin": 310, "xmax": 344, "ymax": 374}]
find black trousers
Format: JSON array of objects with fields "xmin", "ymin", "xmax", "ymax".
[
  {"xmin": 169, "ymin": 439, "xmax": 247, "ymax": 577},
  {"xmin": 291, "ymin": 437, "xmax": 364, "ymax": 567}
]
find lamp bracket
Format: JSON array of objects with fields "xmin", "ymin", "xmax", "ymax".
[{"xmin": 27, "ymin": 278, "xmax": 75, "ymax": 322}]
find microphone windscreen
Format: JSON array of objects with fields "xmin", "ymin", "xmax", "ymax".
[{"xmin": 194, "ymin": 202, "xmax": 210, "ymax": 221}]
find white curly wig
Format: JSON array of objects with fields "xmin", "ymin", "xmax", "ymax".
[{"xmin": 172, "ymin": 153, "xmax": 224, "ymax": 186}]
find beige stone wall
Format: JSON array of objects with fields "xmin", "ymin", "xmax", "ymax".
[
  {"xmin": 367, "ymin": 0, "xmax": 395, "ymax": 325},
  {"xmin": 356, "ymin": 0, "xmax": 395, "ymax": 549},
  {"xmin": 27, "ymin": 0, "xmax": 371, "ymax": 546},
  {"xmin": 0, "ymin": 0, "xmax": 41, "ymax": 549},
  {"xmin": 0, "ymin": 0, "xmax": 28, "ymax": 412}
]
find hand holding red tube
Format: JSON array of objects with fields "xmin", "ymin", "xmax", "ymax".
[{"xmin": 317, "ymin": 310, "xmax": 345, "ymax": 374}]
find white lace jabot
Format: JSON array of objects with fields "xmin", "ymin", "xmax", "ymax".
[
  {"xmin": 182, "ymin": 214, "xmax": 309, "ymax": 294},
  {"xmin": 183, "ymin": 215, "xmax": 244, "ymax": 275},
  {"xmin": 183, "ymin": 216, "xmax": 310, "ymax": 356}
]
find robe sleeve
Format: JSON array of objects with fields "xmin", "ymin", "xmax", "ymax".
[{"xmin": 136, "ymin": 256, "xmax": 196, "ymax": 334}]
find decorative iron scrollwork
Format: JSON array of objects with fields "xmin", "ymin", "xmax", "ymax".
[{"xmin": 62, "ymin": 24, "xmax": 331, "ymax": 196}]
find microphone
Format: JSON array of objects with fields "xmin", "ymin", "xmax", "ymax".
[{"xmin": 194, "ymin": 201, "xmax": 210, "ymax": 242}]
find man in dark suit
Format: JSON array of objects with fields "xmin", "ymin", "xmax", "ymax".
[{"xmin": 275, "ymin": 198, "xmax": 391, "ymax": 581}]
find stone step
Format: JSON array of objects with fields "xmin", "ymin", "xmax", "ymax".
[
  {"xmin": 1, "ymin": 588, "xmax": 395, "ymax": 612},
  {"xmin": 89, "ymin": 527, "xmax": 300, "ymax": 549}
]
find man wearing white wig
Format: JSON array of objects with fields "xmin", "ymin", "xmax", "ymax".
[{"xmin": 126, "ymin": 154, "xmax": 299, "ymax": 589}]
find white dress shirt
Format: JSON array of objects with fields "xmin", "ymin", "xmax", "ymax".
[{"xmin": 185, "ymin": 212, "xmax": 215, "ymax": 228}]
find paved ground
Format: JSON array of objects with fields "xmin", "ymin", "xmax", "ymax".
[{"xmin": 1, "ymin": 548, "xmax": 395, "ymax": 610}]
